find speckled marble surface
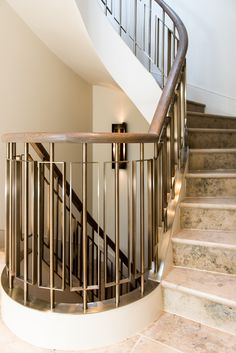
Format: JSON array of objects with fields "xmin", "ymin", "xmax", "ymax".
[
  {"xmin": 163, "ymin": 287, "xmax": 236, "ymax": 336},
  {"xmin": 186, "ymin": 176, "xmax": 236, "ymax": 197},
  {"xmin": 189, "ymin": 149, "xmax": 236, "ymax": 171},
  {"xmin": 188, "ymin": 129, "xmax": 236, "ymax": 149},
  {"xmin": 143, "ymin": 312, "xmax": 236, "ymax": 353},
  {"xmin": 173, "ymin": 242, "xmax": 236, "ymax": 274}
]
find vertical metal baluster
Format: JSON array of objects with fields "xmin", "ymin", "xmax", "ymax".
[
  {"xmin": 131, "ymin": 160, "xmax": 136, "ymax": 285},
  {"xmin": 128, "ymin": 162, "xmax": 131, "ymax": 283},
  {"xmin": 24, "ymin": 143, "xmax": 29, "ymax": 303},
  {"xmin": 153, "ymin": 143, "xmax": 158, "ymax": 272},
  {"xmin": 15, "ymin": 156, "xmax": 22, "ymax": 278},
  {"xmin": 82, "ymin": 143, "xmax": 88, "ymax": 312},
  {"xmin": 62, "ymin": 162, "xmax": 66, "ymax": 290},
  {"xmin": 140, "ymin": 143, "xmax": 145, "ymax": 296},
  {"xmin": 49, "ymin": 143, "xmax": 55, "ymax": 310},
  {"xmin": 5, "ymin": 144, "xmax": 10, "ymax": 273},
  {"xmin": 167, "ymin": 29, "xmax": 172, "ymax": 75},
  {"xmin": 37, "ymin": 163, "xmax": 43, "ymax": 286},
  {"xmin": 32, "ymin": 161, "xmax": 37, "ymax": 284},
  {"xmin": 158, "ymin": 146, "xmax": 163, "ymax": 229},
  {"xmin": 55, "ymin": 177, "xmax": 59, "ymax": 273},
  {"xmin": 8, "ymin": 143, "xmax": 16, "ymax": 289},
  {"xmin": 115, "ymin": 143, "xmax": 120, "ymax": 307},
  {"xmin": 103, "ymin": 162, "xmax": 107, "ymax": 299},
  {"xmin": 147, "ymin": 159, "xmax": 153, "ymax": 269},
  {"xmin": 170, "ymin": 110, "xmax": 176, "ymax": 197},
  {"xmin": 134, "ymin": 0, "xmax": 137, "ymax": 55},
  {"xmin": 162, "ymin": 10, "xmax": 165, "ymax": 87},
  {"xmin": 69, "ymin": 163, "xmax": 73, "ymax": 289},
  {"xmin": 148, "ymin": 0, "xmax": 152, "ymax": 72}
]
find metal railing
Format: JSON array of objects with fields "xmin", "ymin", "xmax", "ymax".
[{"xmin": 2, "ymin": 0, "xmax": 188, "ymax": 313}]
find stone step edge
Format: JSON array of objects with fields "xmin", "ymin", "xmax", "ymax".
[
  {"xmin": 180, "ymin": 198, "xmax": 236, "ymax": 210},
  {"xmin": 172, "ymin": 235, "xmax": 236, "ymax": 250},
  {"xmin": 187, "ymin": 128, "xmax": 236, "ymax": 133},
  {"xmin": 186, "ymin": 173, "xmax": 236, "ymax": 178},
  {"xmin": 187, "ymin": 100, "xmax": 206, "ymax": 108},
  {"xmin": 162, "ymin": 271, "xmax": 236, "ymax": 309},
  {"xmin": 187, "ymin": 111, "xmax": 236, "ymax": 120},
  {"xmin": 189, "ymin": 148, "xmax": 236, "ymax": 153}
]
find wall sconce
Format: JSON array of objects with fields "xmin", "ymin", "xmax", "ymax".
[{"xmin": 112, "ymin": 122, "xmax": 127, "ymax": 169}]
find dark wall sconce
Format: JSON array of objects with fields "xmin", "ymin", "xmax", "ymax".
[{"xmin": 112, "ymin": 122, "xmax": 127, "ymax": 169}]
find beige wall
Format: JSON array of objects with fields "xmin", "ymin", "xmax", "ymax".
[
  {"xmin": 92, "ymin": 85, "xmax": 153, "ymax": 254},
  {"xmin": 0, "ymin": 1, "xmax": 92, "ymax": 229}
]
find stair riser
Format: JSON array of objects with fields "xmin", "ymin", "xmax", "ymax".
[
  {"xmin": 163, "ymin": 287, "xmax": 236, "ymax": 335},
  {"xmin": 189, "ymin": 152, "xmax": 236, "ymax": 171},
  {"xmin": 188, "ymin": 131, "xmax": 236, "ymax": 149},
  {"xmin": 180, "ymin": 207, "xmax": 236, "ymax": 231},
  {"xmin": 186, "ymin": 177, "xmax": 236, "ymax": 197},
  {"xmin": 173, "ymin": 242, "xmax": 236, "ymax": 274},
  {"xmin": 187, "ymin": 103, "xmax": 205, "ymax": 113},
  {"xmin": 187, "ymin": 115, "xmax": 236, "ymax": 129}
]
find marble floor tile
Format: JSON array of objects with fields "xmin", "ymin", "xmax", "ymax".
[
  {"xmin": 132, "ymin": 337, "xmax": 181, "ymax": 353},
  {"xmin": 143, "ymin": 312, "xmax": 236, "ymax": 353}
]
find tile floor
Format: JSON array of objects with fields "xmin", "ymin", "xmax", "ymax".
[{"xmin": 0, "ymin": 251, "xmax": 236, "ymax": 353}]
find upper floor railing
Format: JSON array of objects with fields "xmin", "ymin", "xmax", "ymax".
[{"xmin": 2, "ymin": 0, "xmax": 188, "ymax": 313}]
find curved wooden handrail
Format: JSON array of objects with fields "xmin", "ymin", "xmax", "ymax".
[
  {"xmin": 2, "ymin": 0, "xmax": 188, "ymax": 144},
  {"xmin": 149, "ymin": 0, "xmax": 188, "ymax": 134}
]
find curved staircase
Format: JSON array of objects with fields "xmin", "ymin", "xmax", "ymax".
[{"xmin": 162, "ymin": 102, "xmax": 236, "ymax": 336}]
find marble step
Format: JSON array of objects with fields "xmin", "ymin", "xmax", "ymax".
[
  {"xmin": 172, "ymin": 229, "xmax": 236, "ymax": 274},
  {"xmin": 162, "ymin": 267, "xmax": 236, "ymax": 335},
  {"xmin": 180, "ymin": 197, "xmax": 236, "ymax": 231},
  {"xmin": 189, "ymin": 149, "xmax": 236, "ymax": 171},
  {"xmin": 185, "ymin": 172, "xmax": 236, "ymax": 197},
  {"xmin": 188, "ymin": 128, "xmax": 236, "ymax": 149},
  {"xmin": 187, "ymin": 112, "xmax": 236, "ymax": 129},
  {"xmin": 187, "ymin": 100, "xmax": 206, "ymax": 113}
]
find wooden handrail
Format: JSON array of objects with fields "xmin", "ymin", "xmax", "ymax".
[
  {"xmin": 2, "ymin": 1, "xmax": 188, "ymax": 145},
  {"xmin": 149, "ymin": 0, "xmax": 188, "ymax": 134}
]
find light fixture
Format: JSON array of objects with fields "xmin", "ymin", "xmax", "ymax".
[{"xmin": 112, "ymin": 122, "xmax": 127, "ymax": 169}]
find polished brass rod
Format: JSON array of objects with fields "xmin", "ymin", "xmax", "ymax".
[
  {"xmin": 24, "ymin": 143, "xmax": 29, "ymax": 303},
  {"xmin": 148, "ymin": 159, "xmax": 153, "ymax": 269},
  {"xmin": 140, "ymin": 143, "xmax": 145, "ymax": 296},
  {"xmin": 49, "ymin": 143, "xmax": 55, "ymax": 310},
  {"xmin": 131, "ymin": 160, "xmax": 136, "ymax": 284},
  {"xmin": 115, "ymin": 143, "xmax": 120, "ymax": 307},
  {"xmin": 82, "ymin": 143, "xmax": 88, "ymax": 312},
  {"xmin": 62, "ymin": 162, "xmax": 66, "ymax": 290},
  {"xmin": 5, "ymin": 144, "xmax": 10, "ymax": 274}
]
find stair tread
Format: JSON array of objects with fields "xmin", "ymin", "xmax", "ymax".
[
  {"xmin": 172, "ymin": 229, "xmax": 236, "ymax": 248},
  {"xmin": 181, "ymin": 197, "xmax": 236, "ymax": 209},
  {"xmin": 162, "ymin": 267, "xmax": 236, "ymax": 307},
  {"xmin": 187, "ymin": 100, "xmax": 206, "ymax": 107},
  {"xmin": 187, "ymin": 127, "xmax": 236, "ymax": 132},
  {"xmin": 189, "ymin": 148, "xmax": 236, "ymax": 153},
  {"xmin": 187, "ymin": 112, "xmax": 236, "ymax": 119},
  {"xmin": 186, "ymin": 171, "xmax": 236, "ymax": 178}
]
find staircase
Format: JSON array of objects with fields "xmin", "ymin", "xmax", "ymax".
[{"xmin": 162, "ymin": 101, "xmax": 236, "ymax": 335}]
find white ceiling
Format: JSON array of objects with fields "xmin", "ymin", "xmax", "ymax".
[{"xmin": 6, "ymin": 0, "xmax": 115, "ymax": 85}]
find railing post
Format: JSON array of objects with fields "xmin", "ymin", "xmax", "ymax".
[
  {"xmin": 49, "ymin": 143, "xmax": 55, "ymax": 310},
  {"xmin": 114, "ymin": 143, "xmax": 120, "ymax": 306},
  {"xmin": 140, "ymin": 143, "xmax": 145, "ymax": 296},
  {"xmin": 24, "ymin": 143, "xmax": 29, "ymax": 303},
  {"xmin": 82, "ymin": 143, "xmax": 88, "ymax": 312}
]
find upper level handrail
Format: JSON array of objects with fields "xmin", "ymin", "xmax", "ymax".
[
  {"xmin": 2, "ymin": 0, "xmax": 188, "ymax": 144},
  {"xmin": 149, "ymin": 0, "xmax": 188, "ymax": 134}
]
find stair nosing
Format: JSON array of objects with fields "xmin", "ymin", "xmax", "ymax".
[
  {"xmin": 187, "ymin": 128, "xmax": 236, "ymax": 133},
  {"xmin": 187, "ymin": 112, "xmax": 236, "ymax": 119},
  {"xmin": 189, "ymin": 148, "xmax": 236, "ymax": 153},
  {"xmin": 162, "ymin": 268, "xmax": 236, "ymax": 308},
  {"xmin": 172, "ymin": 236, "xmax": 236, "ymax": 250},
  {"xmin": 180, "ymin": 197, "xmax": 236, "ymax": 209}
]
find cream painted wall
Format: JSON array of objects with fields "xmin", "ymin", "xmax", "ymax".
[
  {"xmin": 165, "ymin": 0, "xmax": 236, "ymax": 116},
  {"xmin": 92, "ymin": 85, "xmax": 153, "ymax": 256},
  {"xmin": 0, "ymin": 1, "xmax": 92, "ymax": 229}
]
